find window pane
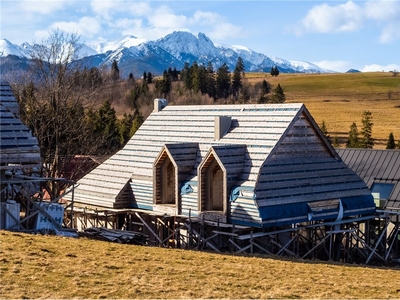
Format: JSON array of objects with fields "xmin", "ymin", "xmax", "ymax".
[{"xmin": 371, "ymin": 183, "xmax": 394, "ymax": 200}]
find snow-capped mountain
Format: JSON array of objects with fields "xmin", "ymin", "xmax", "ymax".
[
  {"xmin": 0, "ymin": 31, "xmax": 334, "ymax": 77},
  {"xmin": 87, "ymin": 35, "xmax": 147, "ymax": 54},
  {"xmin": 0, "ymin": 38, "xmax": 28, "ymax": 58}
]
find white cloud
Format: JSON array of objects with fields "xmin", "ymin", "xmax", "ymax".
[
  {"xmin": 33, "ymin": 17, "xmax": 101, "ymax": 43},
  {"xmin": 364, "ymin": 0, "xmax": 400, "ymax": 21},
  {"xmin": 96, "ymin": 5, "xmax": 244, "ymax": 43},
  {"xmin": 296, "ymin": 1, "xmax": 363, "ymax": 34},
  {"xmin": 365, "ymin": 0, "xmax": 400, "ymax": 43},
  {"xmin": 33, "ymin": 30, "xmax": 51, "ymax": 42},
  {"xmin": 116, "ymin": 18, "xmax": 177, "ymax": 41},
  {"xmin": 90, "ymin": 0, "xmax": 123, "ymax": 19},
  {"xmin": 379, "ymin": 21, "xmax": 400, "ymax": 44},
  {"xmin": 209, "ymin": 22, "xmax": 244, "ymax": 40},
  {"xmin": 189, "ymin": 10, "xmax": 245, "ymax": 40},
  {"xmin": 312, "ymin": 60, "xmax": 351, "ymax": 73},
  {"xmin": 114, "ymin": 18, "xmax": 142, "ymax": 31},
  {"xmin": 294, "ymin": 0, "xmax": 400, "ymax": 43},
  {"xmin": 47, "ymin": 17, "xmax": 102, "ymax": 38},
  {"xmin": 361, "ymin": 63, "xmax": 400, "ymax": 72},
  {"xmin": 110, "ymin": 5, "xmax": 189, "ymax": 41},
  {"xmin": 191, "ymin": 10, "xmax": 221, "ymax": 25},
  {"xmin": 126, "ymin": 2, "xmax": 152, "ymax": 16},
  {"xmin": 148, "ymin": 5, "xmax": 188, "ymax": 29},
  {"xmin": 19, "ymin": 0, "xmax": 66, "ymax": 14},
  {"xmin": 90, "ymin": 0, "xmax": 152, "ymax": 20}
]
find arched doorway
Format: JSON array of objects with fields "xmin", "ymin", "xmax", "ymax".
[
  {"xmin": 207, "ymin": 161, "xmax": 223, "ymax": 211},
  {"xmin": 160, "ymin": 157, "xmax": 175, "ymax": 205}
]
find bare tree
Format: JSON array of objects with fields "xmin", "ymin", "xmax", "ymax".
[{"xmin": 14, "ymin": 29, "xmax": 94, "ymax": 197}]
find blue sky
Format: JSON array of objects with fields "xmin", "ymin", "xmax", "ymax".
[{"xmin": 1, "ymin": 0, "xmax": 399, "ymax": 72}]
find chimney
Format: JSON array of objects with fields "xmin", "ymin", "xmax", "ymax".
[
  {"xmin": 214, "ymin": 116, "xmax": 231, "ymax": 140},
  {"xmin": 154, "ymin": 98, "xmax": 168, "ymax": 112}
]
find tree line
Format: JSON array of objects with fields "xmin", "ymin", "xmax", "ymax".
[
  {"xmin": 320, "ymin": 111, "xmax": 400, "ymax": 149},
  {"xmin": 132, "ymin": 59, "xmax": 285, "ymax": 104}
]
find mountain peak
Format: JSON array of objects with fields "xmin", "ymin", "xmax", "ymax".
[
  {"xmin": 0, "ymin": 38, "xmax": 27, "ymax": 57},
  {"xmin": 153, "ymin": 31, "xmax": 218, "ymax": 60},
  {"xmin": 0, "ymin": 31, "xmax": 336, "ymax": 78}
]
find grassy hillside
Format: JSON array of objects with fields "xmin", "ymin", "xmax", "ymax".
[
  {"xmin": 244, "ymin": 72, "xmax": 400, "ymax": 148},
  {"xmin": 99, "ymin": 72, "xmax": 399, "ymax": 149},
  {"xmin": 1, "ymin": 230, "xmax": 399, "ymax": 299}
]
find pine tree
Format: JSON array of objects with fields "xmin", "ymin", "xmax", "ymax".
[
  {"xmin": 347, "ymin": 122, "xmax": 360, "ymax": 148},
  {"xmin": 235, "ymin": 57, "xmax": 245, "ymax": 76},
  {"xmin": 261, "ymin": 79, "xmax": 271, "ymax": 94},
  {"xmin": 206, "ymin": 62, "xmax": 216, "ymax": 99},
  {"xmin": 257, "ymin": 95, "xmax": 268, "ymax": 104},
  {"xmin": 386, "ymin": 132, "xmax": 396, "ymax": 149},
  {"xmin": 232, "ymin": 67, "xmax": 242, "ymax": 100},
  {"xmin": 147, "ymin": 72, "xmax": 153, "ymax": 84},
  {"xmin": 232, "ymin": 57, "xmax": 245, "ymax": 97},
  {"xmin": 87, "ymin": 100, "xmax": 121, "ymax": 154},
  {"xmin": 128, "ymin": 85, "xmax": 141, "ymax": 110},
  {"xmin": 128, "ymin": 73, "xmax": 135, "ymax": 84},
  {"xmin": 181, "ymin": 62, "xmax": 191, "ymax": 90},
  {"xmin": 111, "ymin": 59, "xmax": 120, "ymax": 81},
  {"xmin": 332, "ymin": 136, "xmax": 339, "ymax": 147},
  {"xmin": 320, "ymin": 120, "xmax": 331, "ymax": 143},
  {"xmin": 238, "ymin": 83, "xmax": 250, "ymax": 104},
  {"xmin": 198, "ymin": 65, "xmax": 209, "ymax": 95},
  {"xmin": 130, "ymin": 111, "xmax": 144, "ymax": 136},
  {"xmin": 191, "ymin": 62, "xmax": 200, "ymax": 93},
  {"xmin": 216, "ymin": 63, "xmax": 231, "ymax": 99},
  {"xmin": 360, "ymin": 110, "xmax": 374, "ymax": 148},
  {"xmin": 270, "ymin": 66, "xmax": 279, "ymax": 77},
  {"xmin": 172, "ymin": 67, "xmax": 178, "ymax": 81},
  {"xmin": 269, "ymin": 84, "xmax": 285, "ymax": 103},
  {"xmin": 155, "ymin": 70, "xmax": 171, "ymax": 98},
  {"xmin": 118, "ymin": 113, "xmax": 134, "ymax": 145}
]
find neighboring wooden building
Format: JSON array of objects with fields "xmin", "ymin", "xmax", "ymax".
[
  {"xmin": 336, "ymin": 148, "xmax": 400, "ymax": 214},
  {"xmin": 0, "ymin": 81, "xmax": 41, "ymax": 195},
  {"xmin": 68, "ymin": 100, "xmax": 375, "ymax": 228}
]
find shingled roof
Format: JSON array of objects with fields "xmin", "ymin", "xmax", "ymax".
[
  {"xmin": 0, "ymin": 81, "xmax": 41, "ymax": 170},
  {"xmin": 68, "ymin": 101, "xmax": 374, "ymax": 227}
]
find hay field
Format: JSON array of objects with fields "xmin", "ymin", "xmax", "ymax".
[
  {"xmin": 1, "ymin": 230, "xmax": 399, "ymax": 299},
  {"xmin": 245, "ymin": 72, "xmax": 400, "ymax": 148}
]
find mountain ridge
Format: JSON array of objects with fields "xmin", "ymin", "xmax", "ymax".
[{"xmin": 0, "ymin": 31, "xmax": 335, "ymax": 77}]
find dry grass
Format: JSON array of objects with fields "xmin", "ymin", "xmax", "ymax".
[
  {"xmin": 1, "ymin": 230, "xmax": 399, "ymax": 299},
  {"xmin": 244, "ymin": 72, "xmax": 400, "ymax": 148},
  {"xmin": 103, "ymin": 72, "xmax": 399, "ymax": 148}
]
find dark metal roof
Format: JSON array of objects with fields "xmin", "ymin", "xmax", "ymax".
[{"xmin": 336, "ymin": 148, "xmax": 400, "ymax": 211}]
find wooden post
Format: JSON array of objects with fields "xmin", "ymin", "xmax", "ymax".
[
  {"xmin": 135, "ymin": 212, "xmax": 163, "ymax": 245},
  {"xmin": 70, "ymin": 185, "xmax": 75, "ymax": 228},
  {"xmin": 200, "ymin": 214, "xmax": 205, "ymax": 250},
  {"xmin": 188, "ymin": 208, "xmax": 193, "ymax": 248},
  {"xmin": 328, "ymin": 225, "xmax": 333, "ymax": 261},
  {"xmin": 250, "ymin": 230, "xmax": 253, "ymax": 254}
]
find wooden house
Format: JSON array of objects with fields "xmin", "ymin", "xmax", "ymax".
[
  {"xmin": 0, "ymin": 80, "xmax": 42, "ymax": 229},
  {"xmin": 0, "ymin": 81, "xmax": 41, "ymax": 188},
  {"xmin": 336, "ymin": 148, "xmax": 400, "ymax": 214},
  {"xmin": 68, "ymin": 100, "xmax": 375, "ymax": 228}
]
